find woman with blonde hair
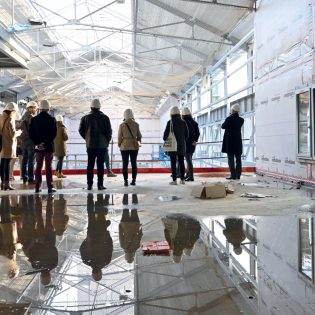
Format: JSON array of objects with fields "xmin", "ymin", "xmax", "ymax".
[
  {"xmin": 118, "ymin": 109, "xmax": 142, "ymax": 187},
  {"xmin": 0, "ymin": 102, "xmax": 21, "ymax": 190},
  {"xmin": 54, "ymin": 115, "xmax": 68, "ymax": 178}
]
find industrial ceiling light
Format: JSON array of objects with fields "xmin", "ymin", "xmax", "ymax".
[
  {"xmin": 117, "ymin": 0, "xmax": 125, "ymax": 3},
  {"xmin": 28, "ymin": 19, "xmax": 47, "ymax": 27}
]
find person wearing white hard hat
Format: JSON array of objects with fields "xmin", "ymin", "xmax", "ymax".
[
  {"xmin": 54, "ymin": 115, "xmax": 68, "ymax": 178},
  {"xmin": 163, "ymin": 105, "xmax": 188, "ymax": 185},
  {"xmin": 29, "ymin": 100, "xmax": 57, "ymax": 194},
  {"xmin": 0, "ymin": 102, "xmax": 21, "ymax": 190},
  {"xmin": 20, "ymin": 100, "xmax": 38, "ymax": 184},
  {"xmin": 79, "ymin": 99, "xmax": 112, "ymax": 190},
  {"xmin": 181, "ymin": 107, "xmax": 200, "ymax": 181},
  {"xmin": 118, "ymin": 109, "xmax": 142, "ymax": 187},
  {"xmin": 221, "ymin": 103, "xmax": 244, "ymax": 180},
  {"xmin": 9, "ymin": 111, "xmax": 23, "ymax": 182}
]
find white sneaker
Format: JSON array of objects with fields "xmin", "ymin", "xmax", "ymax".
[
  {"xmin": 180, "ymin": 180, "xmax": 185, "ymax": 185},
  {"xmin": 169, "ymin": 180, "xmax": 177, "ymax": 185}
]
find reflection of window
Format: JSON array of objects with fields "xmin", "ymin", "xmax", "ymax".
[
  {"xmin": 299, "ymin": 218, "xmax": 313, "ymax": 281},
  {"xmin": 297, "ymin": 91, "xmax": 311, "ymax": 157}
]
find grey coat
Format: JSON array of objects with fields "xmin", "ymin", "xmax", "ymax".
[{"xmin": 163, "ymin": 114, "xmax": 189, "ymax": 156}]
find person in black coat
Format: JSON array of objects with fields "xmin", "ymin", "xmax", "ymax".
[
  {"xmin": 223, "ymin": 218, "xmax": 245, "ymax": 255},
  {"xmin": 79, "ymin": 99, "xmax": 112, "ymax": 191},
  {"xmin": 181, "ymin": 107, "xmax": 200, "ymax": 181},
  {"xmin": 221, "ymin": 104, "xmax": 244, "ymax": 180},
  {"xmin": 163, "ymin": 106, "xmax": 189, "ymax": 185},
  {"xmin": 29, "ymin": 100, "xmax": 57, "ymax": 194}
]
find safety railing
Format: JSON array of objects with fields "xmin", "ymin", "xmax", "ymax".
[{"xmin": 59, "ymin": 139, "xmax": 255, "ymax": 170}]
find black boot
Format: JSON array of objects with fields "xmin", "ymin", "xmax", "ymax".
[
  {"xmin": 124, "ymin": 180, "xmax": 128, "ymax": 187},
  {"xmin": 130, "ymin": 179, "xmax": 136, "ymax": 186}
]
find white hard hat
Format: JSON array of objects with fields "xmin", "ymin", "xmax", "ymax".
[
  {"xmin": 26, "ymin": 101, "xmax": 38, "ymax": 108},
  {"xmin": 91, "ymin": 98, "xmax": 101, "ymax": 109},
  {"xmin": 5, "ymin": 102, "xmax": 18, "ymax": 112},
  {"xmin": 55, "ymin": 114, "xmax": 63, "ymax": 122},
  {"xmin": 231, "ymin": 104, "xmax": 240, "ymax": 112},
  {"xmin": 181, "ymin": 107, "xmax": 191, "ymax": 115},
  {"xmin": 123, "ymin": 108, "xmax": 134, "ymax": 120},
  {"xmin": 170, "ymin": 106, "xmax": 180, "ymax": 116},
  {"xmin": 39, "ymin": 100, "xmax": 51, "ymax": 110}
]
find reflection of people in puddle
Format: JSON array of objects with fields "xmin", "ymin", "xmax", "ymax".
[
  {"xmin": 119, "ymin": 194, "xmax": 142, "ymax": 263},
  {"xmin": 0, "ymin": 196, "xmax": 20, "ymax": 278},
  {"xmin": 162, "ymin": 213, "xmax": 201, "ymax": 263},
  {"xmin": 80, "ymin": 193, "xmax": 113, "ymax": 281},
  {"xmin": 28, "ymin": 195, "xmax": 58, "ymax": 285},
  {"xmin": 53, "ymin": 194, "xmax": 69, "ymax": 241},
  {"xmin": 223, "ymin": 218, "xmax": 245, "ymax": 255}
]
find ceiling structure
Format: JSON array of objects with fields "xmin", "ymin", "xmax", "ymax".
[{"xmin": 0, "ymin": 0, "xmax": 255, "ymax": 116}]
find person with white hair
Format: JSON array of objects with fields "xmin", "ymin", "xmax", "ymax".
[
  {"xmin": 54, "ymin": 115, "xmax": 68, "ymax": 178},
  {"xmin": 79, "ymin": 99, "xmax": 112, "ymax": 190},
  {"xmin": 20, "ymin": 101, "xmax": 38, "ymax": 184},
  {"xmin": 118, "ymin": 108, "xmax": 142, "ymax": 187},
  {"xmin": 163, "ymin": 106, "xmax": 188, "ymax": 185},
  {"xmin": 0, "ymin": 102, "xmax": 21, "ymax": 190},
  {"xmin": 29, "ymin": 100, "xmax": 57, "ymax": 194},
  {"xmin": 221, "ymin": 103, "xmax": 244, "ymax": 180}
]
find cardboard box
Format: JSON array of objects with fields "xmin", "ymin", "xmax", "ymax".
[{"xmin": 191, "ymin": 182, "xmax": 226, "ymax": 199}]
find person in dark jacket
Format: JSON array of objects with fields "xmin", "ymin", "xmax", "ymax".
[
  {"xmin": 163, "ymin": 106, "xmax": 189, "ymax": 185},
  {"xmin": 20, "ymin": 101, "xmax": 38, "ymax": 184},
  {"xmin": 223, "ymin": 218, "xmax": 245, "ymax": 255},
  {"xmin": 221, "ymin": 104, "xmax": 244, "ymax": 180},
  {"xmin": 79, "ymin": 99, "xmax": 112, "ymax": 190},
  {"xmin": 80, "ymin": 193, "xmax": 113, "ymax": 281},
  {"xmin": 181, "ymin": 107, "xmax": 200, "ymax": 181},
  {"xmin": 29, "ymin": 100, "xmax": 57, "ymax": 194}
]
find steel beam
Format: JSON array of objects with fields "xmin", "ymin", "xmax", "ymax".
[{"xmin": 179, "ymin": 0, "xmax": 254, "ymax": 10}]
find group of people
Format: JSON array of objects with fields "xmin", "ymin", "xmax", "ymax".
[{"xmin": 0, "ymin": 97, "xmax": 243, "ymax": 193}]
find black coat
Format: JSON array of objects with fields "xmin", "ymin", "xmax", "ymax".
[
  {"xmin": 29, "ymin": 111, "xmax": 57, "ymax": 153},
  {"xmin": 221, "ymin": 113, "xmax": 244, "ymax": 154},
  {"xmin": 183, "ymin": 116, "xmax": 200, "ymax": 154},
  {"xmin": 163, "ymin": 115, "xmax": 189, "ymax": 156},
  {"xmin": 79, "ymin": 109, "xmax": 112, "ymax": 149}
]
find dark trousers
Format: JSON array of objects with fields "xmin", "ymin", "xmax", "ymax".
[
  {"xmin": 0, "ymin": 158, "xmax": 11, "ymax": 182},
  {"xmin": 35, "ymin": 151, "xmax": 53, "ymax": 189},
  {"xmin": 227, "ymin": 153, "xmax": 242, "ymax": 179},
  {"xmin": 87, "ymin": 148, "xmax": 106, "ymax": 186},
  {"xmin": 22, "ymin": 147, "xmax": 35, "ymax": 181},
  {"xmin": 56, "ymin": 156, "xmax": 64, "ymax": 173},
  {"xmin": 121, "ymin": 150, "xmax": 138, "ymax": 181},
  {"xmin": 185, "ymin": 152, "xmax": 194, "ymax": 178},
  {"xmin": 170, "ymin": 154, "xmax": 185, "ymax": 181}
]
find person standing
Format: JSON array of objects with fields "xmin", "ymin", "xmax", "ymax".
[
  {"xmin": 0, "ymin": 102, "xmax": 21, "ymax": 190},
  {"xmin": 79, "ymin": 99, "xmax": 112, "ymax": 190},
  {"xmin": 20, "ymin": 101, "xmax": 38, "ymax": 184},
  {"xmin": 118, "ymin": 109, "xmax": 142, "ymax": 187},
  {"xmin": 221, "ymin": 103, "xmax": 244, "ymax": 180},
  {"xmin": 54, "ymin": 115, "xmax": 68, "ymax": 179},
  {"xmin": 29, "ymin": 100, "xmax": 57, "ymax": 194},
  {"xmin": 181, "ymin": 107, "xmax": 200, "ymax": 181},
  {"xmin": 163, "ymin": 106, "xmax": 188, "ymax": 185}
]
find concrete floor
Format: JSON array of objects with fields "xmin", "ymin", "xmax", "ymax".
[{"xmin": 0, "ymin": 172, "xmax": 314, "ymax": 314}]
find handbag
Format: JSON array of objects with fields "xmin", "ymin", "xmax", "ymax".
[
  {"xmin": 163, "ymin": 120, "xmax": 177, "ymax": 152},
  {"xmin": 0, "ymin": 117, "xmax": 9, "ymax": 152},
  {"xmin": 126, "ymin": 123, "xmax": 139, "ymax": 149}
]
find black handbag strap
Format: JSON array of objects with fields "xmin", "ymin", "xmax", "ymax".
[{"xmin": 126, "ymin": 123, "xmax": 136, "ymax": 139}]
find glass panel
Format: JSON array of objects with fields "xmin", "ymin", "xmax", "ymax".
[
  {"xmin": 227, "ymin": 65, "xmax": 248, "ymax": 95},
  {"xmin": 299, "ymin": 218, "xmax": 313, "ymax": 280},
  {"xmin": 297, "ymin": 91, "xmax": 311, "ymax": 156}
]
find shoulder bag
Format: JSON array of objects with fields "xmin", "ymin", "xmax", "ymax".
[
  {"xmin": 0, "ymin": 117, "xmax": 9, "ymax": 152},
  {"xmin": 126, "ymin": 123, "xmax": 140, "ymax": 149},
  {"xmin": 163, "ymin": 120, "xmax": 177, "ymax": 152}
]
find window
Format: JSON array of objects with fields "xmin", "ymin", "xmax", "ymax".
[
  {"xmin": 297, "ymin": 91, "xmax": 311, "ymax": 157},
  {"xmin": 299, "ymin": 218, "xmax": 313, "ymax": 281}
]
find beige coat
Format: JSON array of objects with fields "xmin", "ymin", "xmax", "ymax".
[
  {"xmin": 118, "ymin": 118, "xmax": 142, "ymax": 151},
  {"xmin": 54, "ymin": 122, "xmax": 68, "ymax": 157},
  {"xmin": 0, "ymin": 112, "xmax": 18, "ymax": 158}
]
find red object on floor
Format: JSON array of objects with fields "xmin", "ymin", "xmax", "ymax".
[{"xmin": 141, "ymin": 241, "xmax": 170, "ymax": 255}]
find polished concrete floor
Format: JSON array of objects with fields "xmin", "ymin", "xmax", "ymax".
[{"xmin": 0, "ymin": 173, "xmax": 314, "ymax": 314}]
